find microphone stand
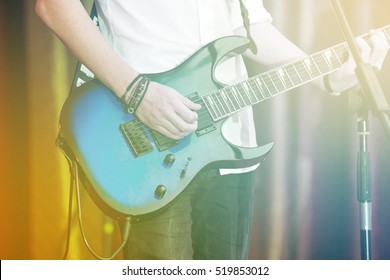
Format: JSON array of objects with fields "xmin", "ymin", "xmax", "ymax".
[{"xmin": 329, "ymin": 0, "xmax": 390, "ymax": 260}]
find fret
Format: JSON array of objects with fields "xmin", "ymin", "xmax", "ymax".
[
  {"xmin": 291, "ymin": 63, "xmax": 304, "ymax": 84},
  {"xmin": 293, "ymin": 61, "xmax": 311, "ymax": 83},
  {"xmin": 323, "ymin": 49, "xmax": 342, "ymax": 72},
  {"xmin": 321, "ymin": 51, "xmax": 333, "ymax": 71},
  {"xmin": 214, "ymin": 90, "xmax": 229, "ymax": 116},
  {"xmin": 261, "ymin": 74, "xmax": 276, "ymax": 96},
  {"xmin": 202, "ymin": 96, "xmax": 214, "ymax": 119},
  {"xmin": 225, "ymin": 87, "xmax": 241, "ymax": 110},
  {"xmin": 309, "ymin": 56, "xmax": 321, "ymax": 78},
  {"xmin": 279, "ymin": 68, "xmax": 294, "ymax": 88},
  {"xmin": 235, "ymin": 83, "xmax": 251, "ymax": 106},
  {"xmin": 255, "ymin": 76, "xmax": 271, "ymax": 98},
  {"xmin": 307, "ymin": 56, "xmax": 321, "ymax": 77},
  {"xmin": 310, "ymin": 53, "xmax": 324, "ymax": 74},
  {"xmin": 330, "ymin": 47, "xmax": 343, "ymax": 66},
  {"xmin": 276, "ymin": 69, "xmax": 288, "ymax": 89},
  {"xmin": 220, "ymin": 89, "xmax": 235, "ymax": 113},
  {"xmin": 302, "ymin": 58, "xmax": 314, "ymax": 79},
  {"xmin": 231, "ymin": 86, "xmax": 246, "ymax": 108},
  {"xmin": 243, "ymin": 83, "xmax": 255, "ymax": 104},
  {"xmin": 278, "ymin": 67, "xmax": 295, "ymax": 90},
  {"xmin": 241, "ymin": 81, "xmax": 257, "ymax": 105},
  {"xmin": 283, "ymin": 64, "xmax": 300, "ymax": 87},
  {"xmin": 335, "ymin": 44, "xmax": 348, "ymax": 62},
  {"xmin": 312, "ymin": 53, "xmax": 330, "ymax": 75},
  {"xmin": 202, "ymin": 24, "xmax": 389, "ymax": 121},
  {"xmin": 270, "ymin": 71, "xmax": 286, "ymax": 92},
  {"xmin": 267, "ymin": 72, "xmax": 280, "ymax": 94},
  {"xmin": 265, "ymin": 72, "xmax": 278, "ymax": 93},
  {"xmin": 210, "ymin": 92, "xmax": 223, "ymax": 118},
  {"xmin": 242, "ymin": 81, "xmax": 258, "ymax": 103},
  {"xmin": 211, "ymin": 91, "xmax": 224, "ymax": 118},
  {"xmin": 249, "ymin": 78, "xmax": 266, "ymax": 101},
  {"xmin": 203, "ymin": 95, "xmax": 219, "ymax": 120}
]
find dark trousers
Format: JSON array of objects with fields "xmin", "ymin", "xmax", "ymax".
[{"xmin": 122, "ymin": 169, "xmax": 255, "ymax": 260}]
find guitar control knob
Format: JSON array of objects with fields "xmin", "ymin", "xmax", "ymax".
[
  {"xmin": 154, "ymin": 185, "xmax": 167, "ymax": 200},
  {"xmin": 163, "ymin": 153, "xmax": 176, "ymax": 166}
]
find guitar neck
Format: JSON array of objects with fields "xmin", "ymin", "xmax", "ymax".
[{"xmin": 203, "ymin": 24, "xmax": 390, "ymax": 121}]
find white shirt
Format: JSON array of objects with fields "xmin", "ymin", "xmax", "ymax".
[{"xmin": 95, "ymin": 0, "xmax": 272, "ymax": 173}]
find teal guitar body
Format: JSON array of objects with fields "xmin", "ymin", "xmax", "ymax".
[
  {"xmin": 59, "ymin": 36, "xmax": 274, "ymax": 219},
  {"xmin": 59, "ymin": 25, "xmax": 390, "ymax": 219}
]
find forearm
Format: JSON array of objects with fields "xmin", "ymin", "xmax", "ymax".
[
  {"xmin": 237, "ymin": 22, "xmax": 332, "ymax": 93},
  {"xmin": 238, "ymin": 22, "xmax": 306, "ymax": 67},
  {"xmin": 35, "ymin": 0, "xmax": 200, "ymax": 139},
  {"xmin": 237, "ymin": 23, "xmax": 378, "ymax": 92},
  {"xmin": 35, "ymin": 0, "xmax": 137, "ymax": 98}
]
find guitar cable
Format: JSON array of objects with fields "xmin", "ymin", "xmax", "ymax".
[
  {"xmin": 60, "ymin": 148, "xmax": 131, "ymax": 260},
  {"xmin": 61, "ymin": 152, "xmax": 74, "ymax": 260}
]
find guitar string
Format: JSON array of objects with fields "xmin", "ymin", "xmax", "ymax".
[
  {"xmin": 125, "ymin": 26, "xmax": 389, "ymax": 132},
  {"xmin": 107, "ymin": 26, "xmax": 390, "ymax": 153},
  {"xmin": 125, "ymin": 48, "xmax": 346, "ymax": 135},
  {"xmin": 204, "ymin": 22, "xmax": 388, "ymax": 112},
  {"xmin": 198, "ymin": 25, "xmax": 389, "ymax": 118},
  {"xmin": 125, "ymin": 45, "xmax": 347, "ymax": 132},
  {"xmin": 206, "ymin": 25, "xmax": 389, "ymax": 111}
]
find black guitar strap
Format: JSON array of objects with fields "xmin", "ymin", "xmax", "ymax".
[
  {"xmin": 68, "ymin": 2, "xmax": 99, "ymax": 94},
  {"xmin": 238, "ymin": 0, "xmax": 258, "ymax": 54},
  {"xmin": 57, "ymin": 2, "xmax": 99, "ymax": 158}
]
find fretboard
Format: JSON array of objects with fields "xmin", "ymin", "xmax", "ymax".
[{"xmin": 203, "ymin": 24, "xmax": 390, "ymax": 121}]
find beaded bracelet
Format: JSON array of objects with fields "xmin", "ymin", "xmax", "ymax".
[{"xmin": 120, "ymin": 76, "xmax": 150, "ymax": 114}]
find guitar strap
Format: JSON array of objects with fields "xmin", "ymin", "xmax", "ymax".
[
  {"xmin": 68, "ymin": 2, "xmax": 99, "ymax": 94},
  {"xmin": 68, "ymin": 0, "xmax": 256, "ymax": 94},
  {"xmin": 56, "ymin": 2, "xmax": 99, "ymax": 165},
  {"xmin": 238, "ymin": 0, "xmax": 258, "ymax": 54}
]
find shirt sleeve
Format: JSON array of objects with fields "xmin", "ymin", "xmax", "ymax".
[{"xmin": 231, "ymin": 0, "xmax": 273, "ymax": 30}]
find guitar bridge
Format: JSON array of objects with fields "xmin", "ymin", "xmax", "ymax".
[
  {"xmin": 120, "ymin": 119, "xmax": 179, "ymax": 156},
  {"xmin": 120, "ymin": 120, "xmax": 153, "ymax": 157}
]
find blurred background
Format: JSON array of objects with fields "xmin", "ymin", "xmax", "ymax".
[{"xmin": 1, "ymin": 0, "xmax": 389, "ymax": 260}]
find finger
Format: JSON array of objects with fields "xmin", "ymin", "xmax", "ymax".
[
  {"xmin": 181, "ymin": 96, "xmax": 202, "ymax": 111},
  {"xmin": 367, "ymin": 30, "xmax": 389, "ymax": 69},
  {"xmin": 166, "ymin": 109, "xmax": 198, "ymax": 134},
  {"xmin": 153, "ymin": 120, "xmax": 190, "ymax": 140},
  {"xmin": 368, "ymin": 29, "xmax": 389, "ymax": 49},
  {"xmin": 153, "ymin": 125, "xmax": 182, "ymax": 140},
  {"xmin": 174, "ymin": 97, "xmax": 200, "ymax": 123},
  {"xmin": 160, "ymin": 109, "xmax": 198, "ymax": 136},
  {"xmin": 137, "ymin": 106, "xmax": 185, "ymax": 140}
]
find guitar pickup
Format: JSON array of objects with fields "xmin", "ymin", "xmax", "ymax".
[
  {"xmin": 187, "ymin": 92, "xmax": 216, "ymax": 136},
  {"xmin": 120, "ymin": 120, "xmax": 153, "ymax": 157},
  {"xmin": 149, "ymin": 130, "xmax": 179, "ymax": 151}
]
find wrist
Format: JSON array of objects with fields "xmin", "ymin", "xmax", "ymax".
[{"xmin": 120, "ymin": 75, "xmax": 150, "ymax": 114}]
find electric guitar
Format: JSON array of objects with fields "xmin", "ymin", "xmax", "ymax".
[{"xmin": 59, "ymin": 25, "xmax": 390, "ymax": 220}]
